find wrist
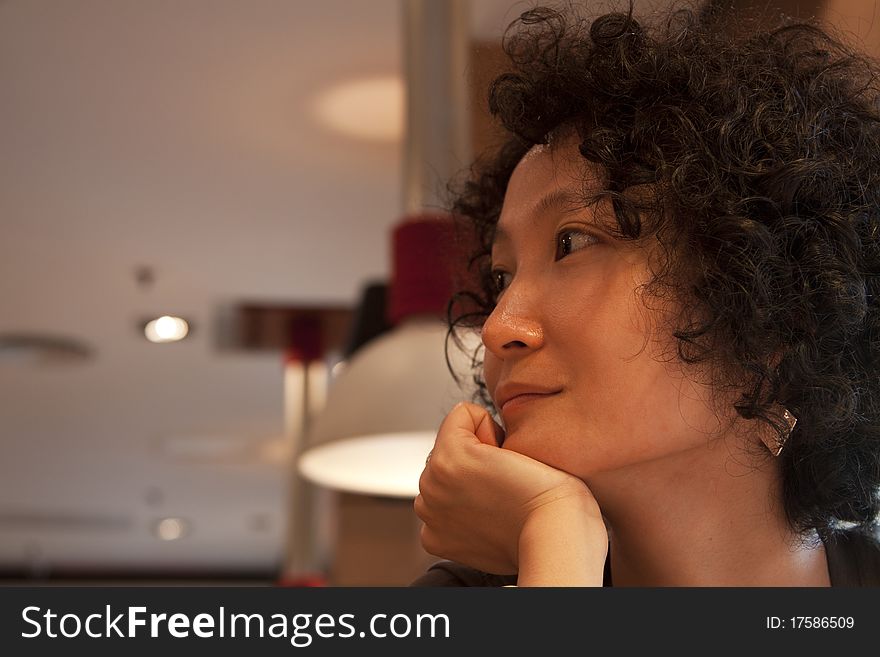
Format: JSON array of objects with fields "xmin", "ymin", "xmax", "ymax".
[{"xmin": 516, "ymin": 494, "xmax": 608, "ymax": 587}]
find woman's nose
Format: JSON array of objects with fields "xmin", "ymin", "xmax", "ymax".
[{"xmin": 481, "ymin": 286, "xmax": 544, "ymax": 358}]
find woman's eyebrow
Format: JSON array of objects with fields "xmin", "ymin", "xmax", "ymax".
[
  {"xmin": 534, "ymin": 188, "xmax": 581, "ymax": 216},
  {"xmin": 493, "ymin": 188, "xmax": 584, "ymax": 249}
]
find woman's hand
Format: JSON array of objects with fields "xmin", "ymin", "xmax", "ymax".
[{"xmin": 414, "ymin": 402, "xmax": 608, "ymax": 581}]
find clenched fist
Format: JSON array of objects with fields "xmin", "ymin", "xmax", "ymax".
[{"xmin": 414, "ymin": 402, "xmax": 606, "ymax": 578}]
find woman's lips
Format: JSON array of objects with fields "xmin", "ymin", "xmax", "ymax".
[{"xmin": 500, "ymin": 391, "xmax": 560, "ymax": 415}]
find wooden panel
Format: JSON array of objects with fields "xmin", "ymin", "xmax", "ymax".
[
  {"xmin": 469, "ymin": 41, "xmax": 511, "ymax": 159},
  {"xmin": 328, "ymin": 493, "xmax": 436, "ymax": 586}
]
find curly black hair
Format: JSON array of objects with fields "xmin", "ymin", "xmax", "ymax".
[{"xmin": 447, "ymin": 2, "xmax": 880, "ymax": 540}]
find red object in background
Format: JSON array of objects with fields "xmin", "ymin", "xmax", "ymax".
[
  {"xmin": 388, "ymin": 214, "xmax": 454, "ymax": 325},
  {"xmin": 387, "ymin": 213, "xmax": 479, "ymax": 326},
  {"xmin": 285, "ymin": 315, "xmax": 323, "ymax": 364}
]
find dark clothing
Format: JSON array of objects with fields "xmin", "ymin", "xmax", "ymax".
[
  {"xmin": 410, "ymin": 530, "xmax": 880, "ymax": 587},
  {"xmin": 823, "ymin": 529, "xmax": 880, "ymax": 586}
]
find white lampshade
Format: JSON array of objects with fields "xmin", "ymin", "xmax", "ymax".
[{"xmin": 297, "ymin": 318, "xmax": 480, "ymax": 498}]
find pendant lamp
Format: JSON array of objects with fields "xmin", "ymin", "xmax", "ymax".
[{"xmin": 297, "ymin": 215, "xmax": 480, "ymax": 498}]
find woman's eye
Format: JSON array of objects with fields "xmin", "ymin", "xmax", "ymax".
[
  {"xmin": 491, "ymin": 269, "xmax": 512, "ymax": 296},
  {"xmin": 555, "ymin": 229, "xmax": 598, "ymax": 260}
]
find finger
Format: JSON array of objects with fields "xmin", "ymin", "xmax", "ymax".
[
  {"xmin": 436, "ymin": 402, "xmax": 477, "ymax": 437},
  {"xmin": 413, "ymin": 493, "xmax": 427, "ymax": 521},
  {"xmin": 417, "ymin": 465, "xmax": 432, "ymax": 499},
  {"xmin": 458, "ymin": 401, "xmax": 503, "ymax": 447},
  {"xmin": 420, "ymin": 523, "xmax": 440, "ymax": 557},
  {"xmin": 437, "ymin": 402, "xmax": 497, "ymax": 447},
  {"xmin": 473, "ymin": 410, "xmax": 505, "ymax": 447}
]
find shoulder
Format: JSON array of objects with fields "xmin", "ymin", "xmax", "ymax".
[
  {"xmin": 823, "ymin": 528, "xmax": 880, "ymax": 587},
  {"xmin": 409, "ymin": 561, "xmax": 517, "ymax": 587}
]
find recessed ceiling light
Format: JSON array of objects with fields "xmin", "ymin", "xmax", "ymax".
[
  {"xmin": 144, "ymin": 315, "xmax": 190, "ymax": 343},
  {"xmin": 312, "ymin": 76, "xmax": 403, "ymax": 142},
  {"xmin": 154, "ymin": 517, "xmax": 189, "ymax": 541}
]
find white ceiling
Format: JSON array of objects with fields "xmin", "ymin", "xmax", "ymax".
[{"xmin": 0, "ymin": 0, "xmax": 523, "ymax": 575}]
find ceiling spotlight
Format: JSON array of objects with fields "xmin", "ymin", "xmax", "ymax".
[
  {"xmin": 154, "ymin": 517, "xmax": 189, "ymax": 541},
  {"xmin": 144, "ymin": 316, "xmax": 190, "ymax": 343}
]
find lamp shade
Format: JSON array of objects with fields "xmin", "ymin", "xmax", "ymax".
[
  {"xmin": 297, "ymin": 210, "xmax": 481, "ymax": 498},
  {"xmin": 297, "ymin": 318, "xmax": 480, "ymax": 498}
]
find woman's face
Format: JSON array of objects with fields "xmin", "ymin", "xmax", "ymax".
[{"xmin": 482, "ymin": 140, "xmax": 728, "ymax": 480}]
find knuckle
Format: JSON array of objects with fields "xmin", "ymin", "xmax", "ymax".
[
  {"xmin": 428, "ymin": 455, "xmax": 452, "ymax": 483},
  {"xmin": 413, "ymin": 494, "xmax": 428, "ymax": 520},
  {"xmin": 416, "ymin": 476, "xmax": 437, "ymax": 506}
]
